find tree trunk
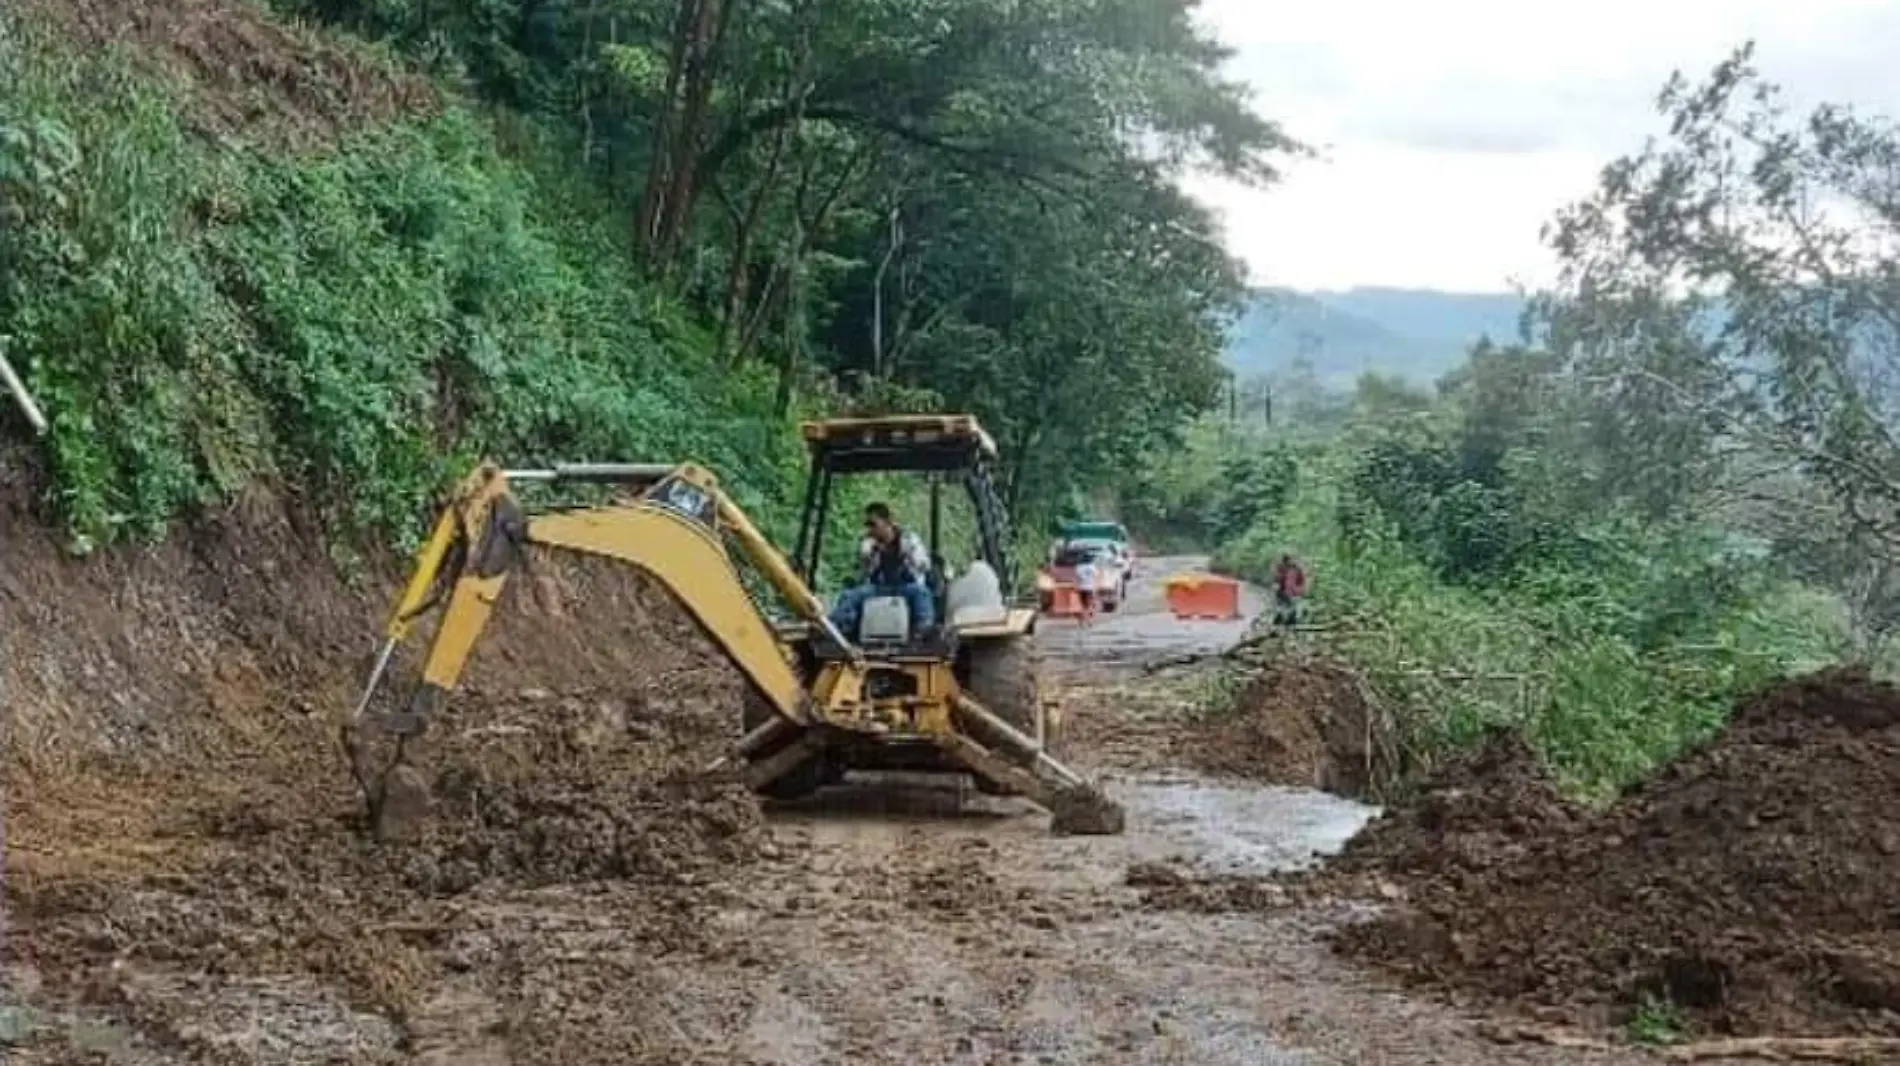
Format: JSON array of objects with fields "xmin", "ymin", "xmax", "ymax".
[
  {"xmin": 632, "ymin": 0, "xmax": 697, "ymax": 259},
  {"xmin": 734, "ymin": 148, "xmax": 868, "ymax": 367},
  {"xmin": 652, "ymin": 0, "xmax": 733, "ymax": 264},
  {"xmin": 634, "ymin": 0, "xmax": 739, "ymax": 272},
  {"xmin": 718, "ymin": 142, "xmax": 789, "ymax": 360},
  {"xmin": 718, "ymin": 5, "xmax": 813, "ymax": 362},
  {"xmin": 871, "ymin": 205, "xmax": 901, "ymax": 378}
]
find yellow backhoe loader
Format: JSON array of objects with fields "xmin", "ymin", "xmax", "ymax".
[{"xmin": 343, "ymin": 415, "xmax": 1125, "ymax": 836}]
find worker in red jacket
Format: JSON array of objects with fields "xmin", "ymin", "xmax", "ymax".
[{"xmin": 1270, "ymin": 553, "xmax": 1307, "ymax": 628}]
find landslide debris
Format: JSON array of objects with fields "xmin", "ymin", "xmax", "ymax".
[
  {"xmin": 16, "ymin": 682, "xmax": 766, "ymax": 1029},
  {"xmin": 24, "ymin": 0, "xmax": 437, "ymax": 146},
  {"xmin": 1178, "ymin": 657, "xmax": 1399, "ymax": 798},
  {"xmin": 1321, "ymin": 667, "xmax": 1900, "ymax": 1038}
]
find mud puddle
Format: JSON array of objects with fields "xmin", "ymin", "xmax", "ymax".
[
  {"xmin": 1106, "ymin": 773, "xmax": 1378, "ymax": 877},
  {"xmin": 760, "ymin": 768, "xmax": 1376, "ymax": 892}
]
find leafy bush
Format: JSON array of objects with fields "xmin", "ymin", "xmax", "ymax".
[{"xmin": 1215, "ymin": 423, "xmax": 1847, "ymax": 800}]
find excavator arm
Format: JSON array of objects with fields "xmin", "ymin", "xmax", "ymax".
[{"xmin": 348, "ymin": 460, "xmax": 858, "ymax": 746}]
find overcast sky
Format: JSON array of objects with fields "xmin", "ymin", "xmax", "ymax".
[{"xmin": 1186, "ymin": 0, "xmax": 1900, "ymax": 294}]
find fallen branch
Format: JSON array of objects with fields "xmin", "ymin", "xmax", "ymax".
[
  {"xmin": 1662, "ymin": 1037, "xmax": 1900, "ymax": 1062},
  {"xmin": 1138, "ymin": 629, "xmax": 1287, "ymax": 675},
  {"xmin": 1479, "ymin": 1024, "xmax": 1900, "ymax": 1062},
  {"xmin": 1475, "ymin": 1021, "xmax": 1612, "ymax": 1050}
]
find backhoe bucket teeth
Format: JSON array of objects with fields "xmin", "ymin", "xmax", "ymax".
[{"xmin": 947, "ymin": 693, "xmax": 1126, "ymax": 836}]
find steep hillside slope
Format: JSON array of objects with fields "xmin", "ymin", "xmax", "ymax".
[{"xmin": 1, "ymin": 0, "xmax": 802, "ymax": 551}]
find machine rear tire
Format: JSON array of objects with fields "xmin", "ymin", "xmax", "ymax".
[{"xmin": 962, "ymin": 637, "xmax": 1055, "ymax": 795}]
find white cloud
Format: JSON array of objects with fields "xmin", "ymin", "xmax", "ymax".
[{"xmin": 1190, "ymin": 0, "xmax": 1900, "ymax": 292}]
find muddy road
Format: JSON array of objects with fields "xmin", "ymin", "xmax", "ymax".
[
  {"xmin": 684, "ymin": 556, "xmax": 1682, "ymax": 1066},
  {"xmin": 7, "ymin": 555, "xmax": 1710, "ymax": 1065}
]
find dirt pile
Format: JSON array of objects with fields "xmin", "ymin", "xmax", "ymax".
[
  {"xmin": 1179, "ymin": 658, "xmax": 1398, "ymax": 798},
  {"xmin": 16, "ymin": 739, "xmax": 765, "ymax": 1029},
  {"xmin": 1329, "ymin": 667, "xmax": 1900, "ymax": 1038},
  {"xmin": 1332, "ymin": 727, "xmax": 1583, "ymax": 883},
  {"xmin": 399, "ymin": 703, "xmax": 764, "ymax": 894}
]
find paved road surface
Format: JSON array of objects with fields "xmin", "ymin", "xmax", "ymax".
[{"xmin": 1034, "ymin": 554, "xmax": 1264, "ymax": 677}]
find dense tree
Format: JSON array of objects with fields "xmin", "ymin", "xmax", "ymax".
[
  {"xmin": 1539, "ymin": 41, "xmax": 1900, "ymax": 641},
  {"xmin": 271, "ymin": 0, "xmax": 1293, "ymax": 524}
]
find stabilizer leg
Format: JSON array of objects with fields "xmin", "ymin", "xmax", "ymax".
[{"xmin": 947, "ymin": 694, "xmax": 1126, "ymax": 835}]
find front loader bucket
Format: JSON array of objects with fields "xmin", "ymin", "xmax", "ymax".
[{"xmin": 942, "ymin": 693, "xmax": 1126, "ymax": 835}]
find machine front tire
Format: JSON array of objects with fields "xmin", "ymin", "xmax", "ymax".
[{"xmin": 962, "ymin": 637, "xmax": 1056, "ymax": 795}]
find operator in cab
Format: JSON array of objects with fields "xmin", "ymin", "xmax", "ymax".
[{"xmin": 829, "ymin": 501, "xmax": 936, "ymax": 636}]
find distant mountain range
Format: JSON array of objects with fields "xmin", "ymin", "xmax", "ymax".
[{"xmin": 1224, "ymin": 287, "xmax": 1531, "ymax": 386}]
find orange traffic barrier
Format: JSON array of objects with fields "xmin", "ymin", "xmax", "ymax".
[
  {"xmin": 1046, "ymin": 584, "xmax": 1086, "ymax": 617},
  {"xmin": 1164, "ymin": 573, "xmax": 1241, "ymax": 620}
]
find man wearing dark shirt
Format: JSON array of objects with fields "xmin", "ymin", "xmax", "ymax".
[
  {"xmin": 828, "ymin": 501, "xmax": 935, "ymax": 636},
  {"xmin": 1271, "ymin": 553, "xmax": 1307, "ymax": 628}
]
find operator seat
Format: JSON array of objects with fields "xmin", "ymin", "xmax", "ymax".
[{"xmin": 855, "ymin": 555, "xmax": 949, "ymax": 650}]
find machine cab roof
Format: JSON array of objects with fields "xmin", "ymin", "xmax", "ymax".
[{"xmin": 799, "ymin": 415, "xmax": 999, "ymax": 474}]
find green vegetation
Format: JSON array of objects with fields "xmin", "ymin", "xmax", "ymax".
[
  {"xmin": 1129, "ymin": 45, "xmax": 1900, "ymax": 800},
  {"xmin": 0, "ymin": 13, "xmax": 798, "ymax": 552},
  {"xmin": 0, "ymin": 0, "xmax": 1289, "ymax": 573},
  {"xmin": 1628, "ymin": 994, "xmax": 1687, "ymax": 1047},
  {"xmin": 1201, "ymin": 397, "xmax": 1842, "ymax": 799}
]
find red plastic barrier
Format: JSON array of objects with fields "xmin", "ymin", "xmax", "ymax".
[
  {"xmin": 1164, "ymin": 574, "xmax": 1240, "ymax": 620},
  {"xmin": 1046, "ymin": 584, "xmax": 1086, "ymax": 617}
]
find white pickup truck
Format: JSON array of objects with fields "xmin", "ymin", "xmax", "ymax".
[{"xmin": 1037, "ymin": 539, "xmax": 1132, "ymax": 613}]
